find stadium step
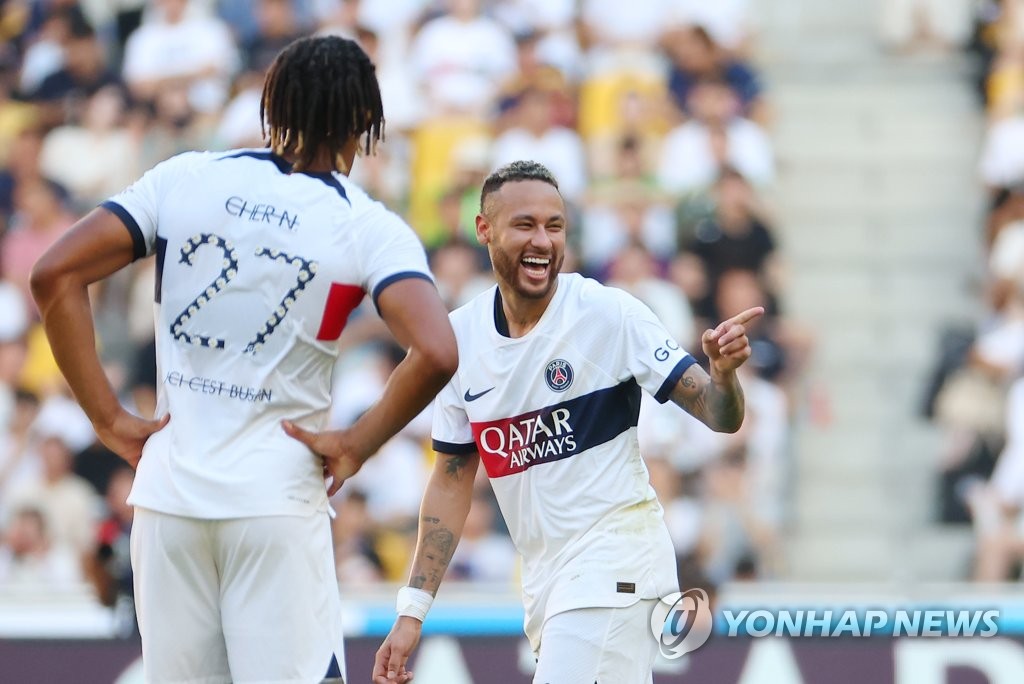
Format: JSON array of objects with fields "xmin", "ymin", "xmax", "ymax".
[{"xmin": 757, "ymin": 0, "xmax": 982, "ymax": 581}]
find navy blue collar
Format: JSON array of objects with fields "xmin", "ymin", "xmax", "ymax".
[{"xmin": 219, "ymin": 150, "xmax": 349, "ymax": 203}]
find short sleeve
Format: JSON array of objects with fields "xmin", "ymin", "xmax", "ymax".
[
  {"xmin": 358, "ymin": 208, "xmax": 433, "ymax": 312},
  {"xmin": 621, "ymin": 294, "xmax": 696, "ymax": 404},
  {"xmin": 431, "ymin": 375, "xmax": 476, "ymax": 455},
  {"xmin": 102, "ymin": 153, "xmax": 193, "ymax": 261}
]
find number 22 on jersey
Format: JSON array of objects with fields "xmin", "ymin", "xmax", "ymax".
[{"xmin": 165, "ymin": 232, "xmax": 318, "ymax": 353}]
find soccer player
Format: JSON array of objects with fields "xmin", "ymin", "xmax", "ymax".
[
  {"xmin": 31, "ymin": 36, "xmax": 457, "ymax": 684},
  {"xmin": 373, "ymin": 161, "xmax": 763, "ymax": 684}
]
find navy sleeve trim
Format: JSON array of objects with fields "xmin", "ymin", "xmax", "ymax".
[
  {"xmin": 432, "ymin": 439, "xmax": 478, "ymax": 455},
  {"xmin": 371, "ymin": 271, "xmax": 434, "ymax": 313},
  {"xmin": 101, "ymin": 201, "xmax": 147, "ymax": 261},
  {"xmin": 654, "ymin": 354, "xmax": 698, "ymax": 404}
]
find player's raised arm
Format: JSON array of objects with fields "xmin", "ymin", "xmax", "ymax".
[
  {"xmin": 372, "ymin": 450, "xmax": 480, "ymax": 684},
  {"xmin": 669, "ymin": 306, "xmax": 765, "ymax": 433},
  {"xmin": 30, "ymin": 207, "xmax": 169, "ymax": 467}
]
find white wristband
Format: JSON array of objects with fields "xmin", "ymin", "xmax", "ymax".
[{"xmin": 396, "ymin": 586, "xmax": 433, "ymax": 622}]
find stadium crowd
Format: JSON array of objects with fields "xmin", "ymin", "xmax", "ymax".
[
  {"xmin": 925, "ymin": 0, "xmax": 1024, "ymax": 581},
  {"xmin": 0, "ymin": 0, "xmax": 804, "ymax": 617}
]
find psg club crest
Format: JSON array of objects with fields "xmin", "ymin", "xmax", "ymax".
[{"xmin": 545, "ymin": 359, "xmax": 574, "ymax": 392}]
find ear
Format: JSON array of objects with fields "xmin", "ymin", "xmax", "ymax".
[{"xmin": 475, "ymin": 213, "xmax": 490, "ymax": 246}]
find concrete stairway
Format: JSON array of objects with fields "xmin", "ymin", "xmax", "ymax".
[{"xmin": 752, "ymin": 0, "xmax": 986, "ymax": 580}]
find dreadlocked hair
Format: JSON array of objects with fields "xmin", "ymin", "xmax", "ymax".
[{"xmin": 261, "ymin": 35, "xmax": 384, "ymax": 172}]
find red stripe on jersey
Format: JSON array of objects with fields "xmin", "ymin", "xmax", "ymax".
[
  {"xmin": 316, "ymin": 283, "xmax": 365, "ymax": 341},
  {"xmin": 472, "ymin": 407, "xmax": 574, "ymax": 478},
  {"xmin": 469, "ymin": 381, "xmax": 641, "ymax": 479}
]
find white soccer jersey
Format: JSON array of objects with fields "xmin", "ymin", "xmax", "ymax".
[
  {"xmin": 104, "ymin": 149, "xmax": 432, "ymax": 519},
  {"xmin": 432, "ymin": 273, "xmax": 693, "ymax": 650}
]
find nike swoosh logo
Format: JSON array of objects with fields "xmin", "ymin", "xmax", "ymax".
[{"xmin": 464, "ymin": 387, "xmax": 495, "ymax": 402}]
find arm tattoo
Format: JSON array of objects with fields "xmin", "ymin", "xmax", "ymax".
[
  {"xmin": 445, "ymin": 453, "xmax": 473, "ymax": 479},
  {"xmin": 671, "ymin": 366, "xmax": 745, "ymax": 433},
  {"xmin": 408, "ymin": 527, "xmax": 456, "ymax": 594}
]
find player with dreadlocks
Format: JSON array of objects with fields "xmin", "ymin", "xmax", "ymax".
[
  {"xmin": 261, "ymin": 35, "xmax": 384, "ymax": 171},
  {"xmin": 31, "ymin": 35, "xmax": 457, "ymax": 683}
]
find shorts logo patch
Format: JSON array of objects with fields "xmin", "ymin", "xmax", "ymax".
[{"xmin": 545, "ymin": 359, "xmax": 573, "ymax": 392}]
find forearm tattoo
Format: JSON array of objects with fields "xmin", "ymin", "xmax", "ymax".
[
  {"xmin": 673, "ymin": 369, "xmax": 745, "ymax": 432},
  {"xmin": 409, "ymin": 453, "xmax": 477, "ymax": 593},
  {"xmin": 408, "ymin": 527, "xmax": 455, "ymax": 593}
]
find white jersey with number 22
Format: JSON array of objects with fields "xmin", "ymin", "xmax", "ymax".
[{"xmin": 104, "ymin": 149, "xmax": 432, "ymax": 519}]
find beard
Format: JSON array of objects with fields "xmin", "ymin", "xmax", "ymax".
[{"xmin": 490, "ymin": 242, "xmax": 562, "ymax": 300}]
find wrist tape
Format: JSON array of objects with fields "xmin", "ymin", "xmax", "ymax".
[{"xmin": 396, "ymin": 586, "xmax": 433, "ymax": 622}]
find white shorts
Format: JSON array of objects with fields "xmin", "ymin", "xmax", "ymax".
[
  {"xmin": 533, "ymin": 600, "xmax": 658, "ymax": 684},
  {"xmin": 130, "ymin": 508, "xmax": 346, "ymax": 684}
]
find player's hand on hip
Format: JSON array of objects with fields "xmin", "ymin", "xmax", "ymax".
[
  {"xmin": 373, "ymin": 616, "xmax": 422, "ymax": 683},
  {"xmin": 95, "ymin": 409, "xmax": 170, "ymax": 469},
  {"xmin": 281, "ymin": 421, "xmax": 365, "ymax": 497},
  {"xmin": 702, "ymin": 306, "xmax": 765, "ymax": 375}
]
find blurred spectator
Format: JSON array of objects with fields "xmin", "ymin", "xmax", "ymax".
[
  {"xmin": 0, "ymin": 176, "xmax": 75, "ymax": 313},
  {"xmin": 354, "ymin": 23, "xmax": 420, "ymax": 133},
  {"xmin": 606, "ymin": 242, "xmax": 695, "ymax": 345},
  {"xmin": 344, "ymin": 25, "xmax": 418, "ymax": 203},
  {"xmin": 968, "ymin": 376, "xmax": 1024, "ymax": 579},
  {"xmin": 713, "ymin": 270, "xmax": 788, "ymax": 382},
  {"xmin": 495, "ymin": 10, "xmax": 582, "ymax": 86},
  {"xmin": 879, "ymin": 0, "xmax": 975, "ymax": 51},
  {"xmin": 0, "ymin": 126, "xmax": 45, "ymax": 233},
  {"xmin": 0, "ymin": 505, "xmax": 82, "ymax": 589},
  {"xmin": 580, "ymin": 0, "xmax": 672, "ymax": 57},
  {"xmin": 122, "ymin": 0, "xmax": 237, "ymax": 115},
  {"xmin": 657, "ymin": 79, "xmax": 774, "ymax": 194},
  {"xmin": 448, "ymin": 492, "xmax": 517, "ymax": 584},
  {"xmin": 135, "ymin": 85, "xmax": 213, "ymax": 172},
  {"xmin": 30, "ymin": 20, "xmax": 122, "ymax": 129},
  {"xmin": 0, "ymin": 388, "xmax": 41, "ymax": 506},
  {"xmin": 581, "ymin": 136, "xmax": 675, "ymax": 269},
  {"xmin": 491, "ymin": 87, "xmax": 587, "ymax": 203},
  {"xmin": 409, "ymin": 0, "xmax": 517, "ymax": 116},
  {"xmin": 214, "ymin": 69, "xmax": 264, "ymax": 149},
  {"xmin": 88, "ymin": 467, "xmax": 135, "ymax": 607},
  {"xmin": 243, "ymin": 0, "xmax": 305, "ymax": 73},
  {"xmin": 345, "ymin": 432, "xmax": 428, "ymax": 529},
  {"xmin": 663, "ymin": 25, "xmax": 767, "ymax": 125},
  {"xmin": 6, "ymin": 422, "xmax": 100, "ymax": 563},
  {"xmin": 332, "ymin": 489, "xmax": 386, "ymax": 585},
  {"xmin": 39, "ymin": 85, "xmax": 139, "ymax": 207},
  {"xmin": 980, "ymin": 113, "xmax": 1024, "ymax": 190},
  {"xmin": 675, "ymin": 170, "xmax": 779, "ymax": 319},
  {"xmin": 0, "ymin": 62, "xmax": 38, "ymax": 171},
  {"xmin": 18, "ymin": 4, "xmax": 89, "ymax": 96},
  {"xmin": 430, "ymin": 237, "xmax": 492, "ymax": 310},
  {"xmin": 671, "ymin": 0, "xmax": 753, "ymax": 52},
  {"xmin": 493, "ymin": 0, "xmax": 575, "ymax": 37},
  {"xmin": 581, "ymin": 199, "xmax": 676, "ymax": 277}
]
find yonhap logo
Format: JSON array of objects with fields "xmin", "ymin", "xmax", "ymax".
[{"xmin": 650, "ymin": 589, "xmax": 713, "ymax": 658}]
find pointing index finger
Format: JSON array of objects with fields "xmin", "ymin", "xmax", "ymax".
[{"xmin": 729, "ymin": 306, "xmax": 765, "ymax": 326}]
